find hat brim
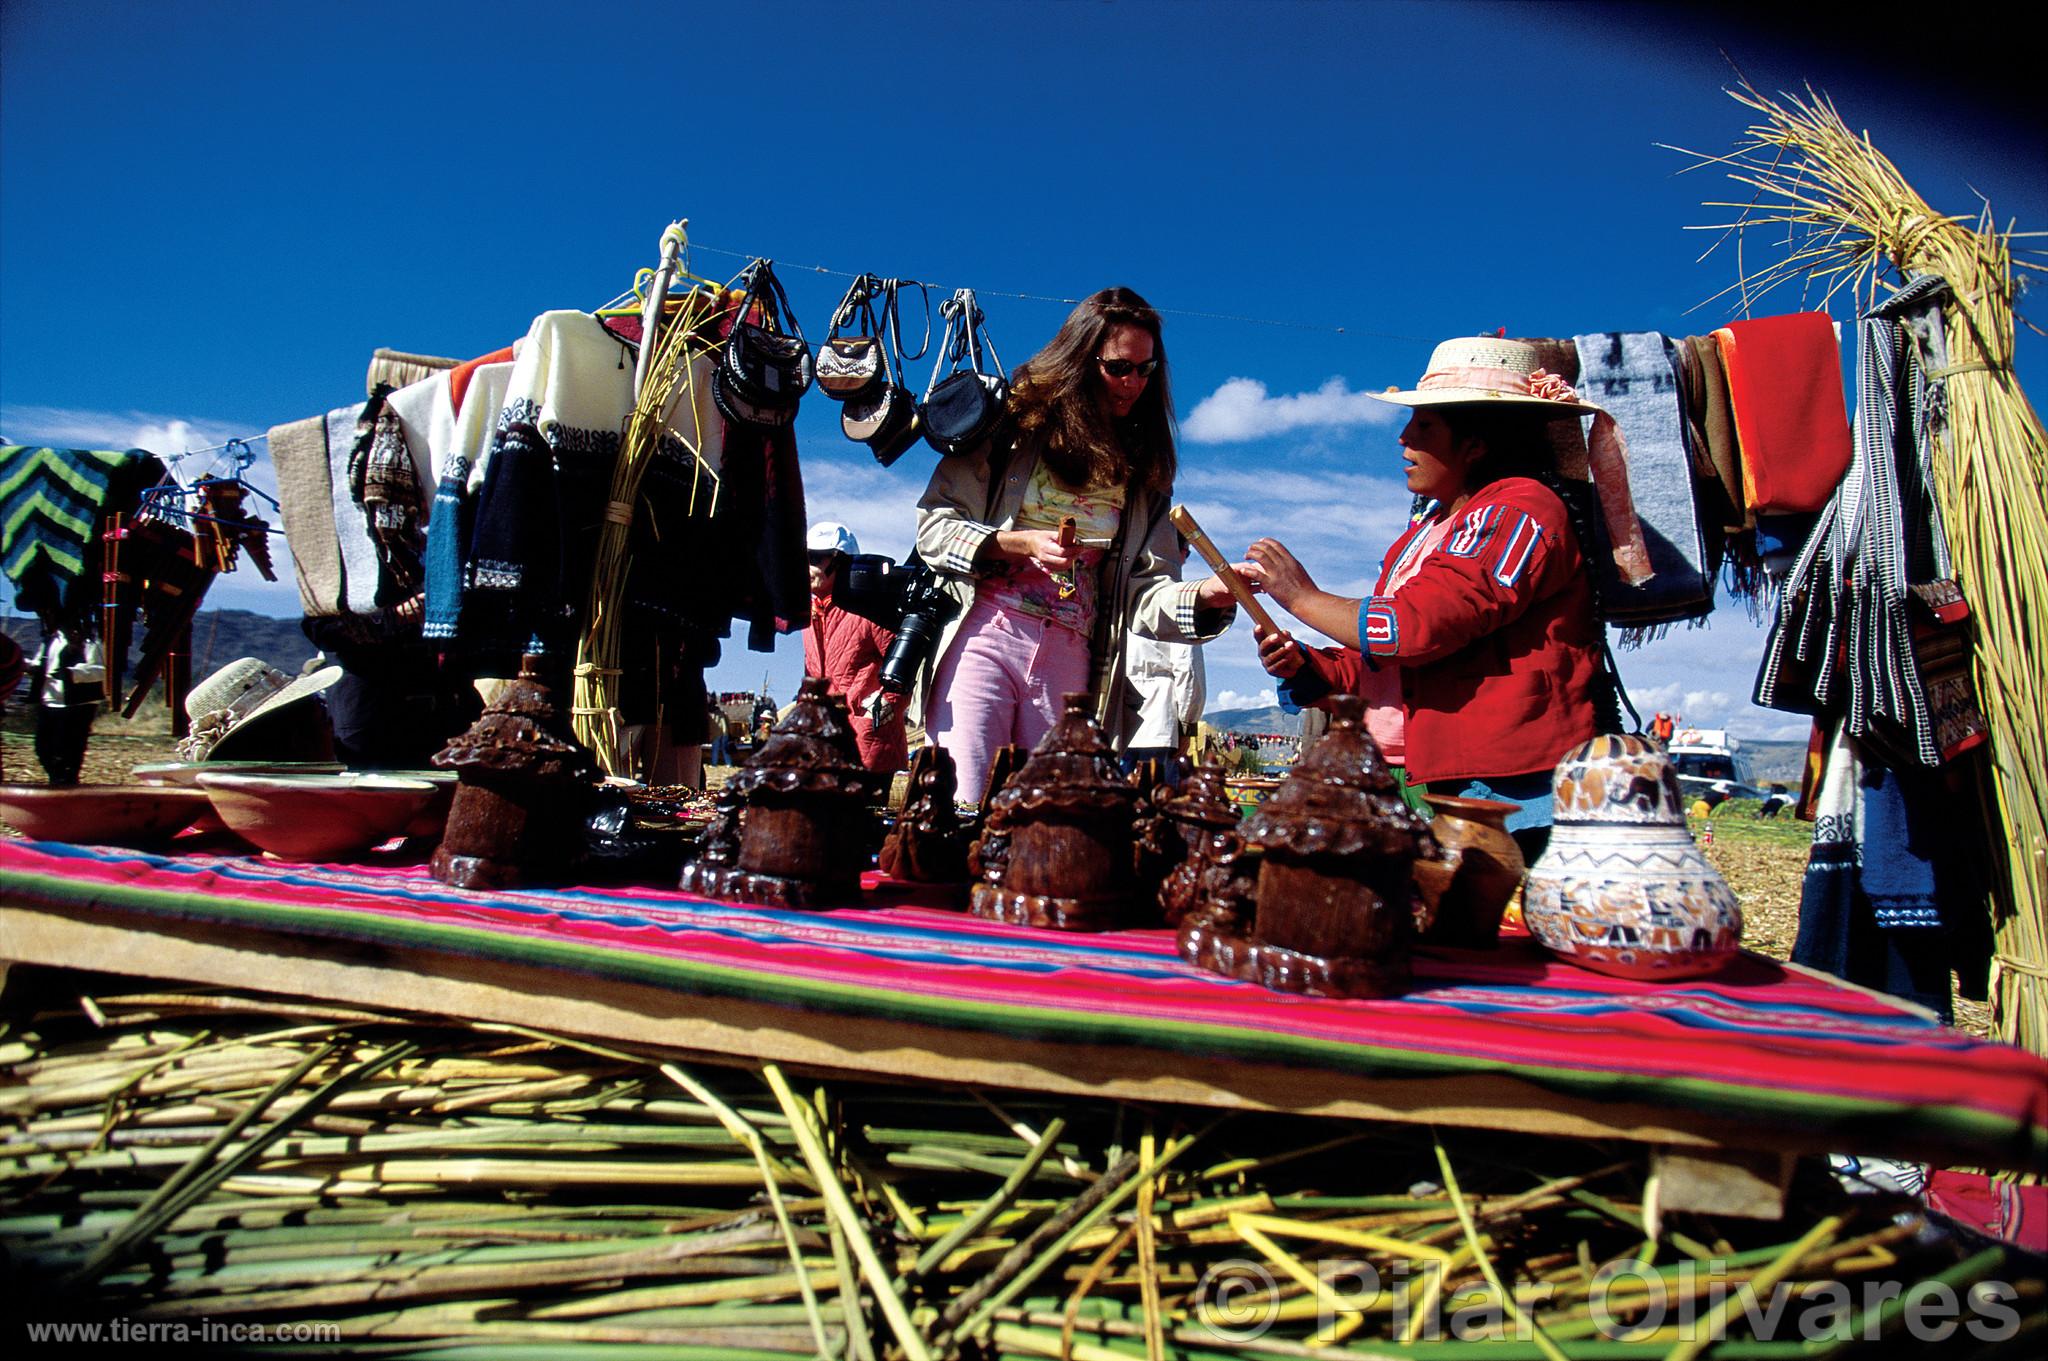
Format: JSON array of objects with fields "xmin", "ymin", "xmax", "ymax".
[
  {"xmin": 208, "ymin": 665, "xmax": 343, "ymax": 763},
  {"xmin": 1373, "ymin": 387, "xmax": 1599, "ymax": 416}
]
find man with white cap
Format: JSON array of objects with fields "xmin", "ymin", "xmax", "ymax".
[{"xmin": 802, "ymin": 522, "xmax": 908, "ymax": 773}]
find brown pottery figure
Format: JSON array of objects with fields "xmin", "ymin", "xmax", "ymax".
[
  {"xmin": 1134, "ymin": 756, "xmax": 1242, "ymax": 919},
  {"xmin": 431, "ymin": 655, "xmax": 599, "ymax": 890},
  {"xmin": 1411, "ymin": 794, "xmax": 1524, "ymax": 949},
  {"xmin": 1180, "ymin": 694, "xmax": 1436, "ymax": 997},
  {"xmin": 679, "ymin": 677, "xmax": 879, "ymax": 909},
  {"xmin": 878, "ymin": 745, "xmax": 970, "ymax": 882},
  {"xmin": 969, "ymin": 693, "xmax": 1140, "ymax": 930}
]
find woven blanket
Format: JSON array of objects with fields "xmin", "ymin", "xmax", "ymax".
[
  {"xmin": 0, "ymin": 446, "xmax": 149, "ymax": 601},
  {"xmin": 1714, "ymin": 314, "xmax": 1853, "ymax": 514},
  {"xmin": 2, "ymin": 838, "xmax": 2041, "ymax": 1168},
  {"xmin": 1571, "ymin": 332, "xmax": 1712, "ymax": 634},
  {"xmin": 268, "ymin": 415, "xmax": 343, "ymax": 616}
]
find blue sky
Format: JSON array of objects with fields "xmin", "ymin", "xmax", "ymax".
[{"xmin": 4, "ymin": 1, "xmax": 2041, "ymax": 737}]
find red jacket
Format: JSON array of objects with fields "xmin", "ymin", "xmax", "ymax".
[
  {"xmin": 802, "ymin": 592, "xmax": 909, "ymax": 772},
  {"xmin": 1286, "ymin": 477, "xmax": 1598, "ymax": 784}
]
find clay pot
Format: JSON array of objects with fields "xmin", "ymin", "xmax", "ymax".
[
  {"xmin": 969, "ymin": 694, "xmax": 1139, "ymax": 930},
  {"xmin": 1413, "ymin": 795, "xmax": 1524, "ymax": 949},
  {"xmin": 431, "ymin": 655, "xmax": 598, "ymax": 889},
  {"xmin": 196, "ymin": 772, "xmax": 438, "ymax": 861},
  {"xmin": 1523, "ymin": 733, "xmax": 1743, "ymax": 980},
  {"xmin": 680, "ymin": 677, "xmax": 876, "ymax": 908},
  {"xmin": 1183, "ymin": 694, "xmax": 1436, "ymax": 998}
]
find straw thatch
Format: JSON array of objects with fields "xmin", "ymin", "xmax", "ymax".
[
  {"xmin": 0, "ymin": 979, "xmax": 2023, "ymax": 1356},
  {"xmin": 1677, "ymin": 84, "xmax": 2048, "ymax": 1054}
]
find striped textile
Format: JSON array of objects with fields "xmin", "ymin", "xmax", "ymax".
[
  {"xmin": 0, "ymin": 446, "xmax": 144, "ymax": 591},
  {"xmin": 1, "ymin": 836, "xmax": 2042, "ymax": 1167}
]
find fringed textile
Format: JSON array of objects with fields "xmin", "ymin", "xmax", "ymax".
[{"xmin": 1572, "ymin": 331, "xmax": 1713, "ymax": 639}]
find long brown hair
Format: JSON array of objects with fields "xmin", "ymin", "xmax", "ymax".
[{"xmin": 1008, "ymin": 287, "xmax": 1176, "ymax": 493}]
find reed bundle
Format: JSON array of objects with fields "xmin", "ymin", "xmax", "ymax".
[
  {"xmin": 1, "ymin": 978, "xmax": 2021, "ymax": 1357},
  {"xmin": 572, "ymin": 290, "xmax": 729, "ymax": 775},
  {"xmin": 1680, "ymin": 84, "xmax": 2048, "ymax": 1052}
]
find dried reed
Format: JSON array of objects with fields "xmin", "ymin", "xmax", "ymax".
[{"xmin": 1677, "ymin": 83, "xmax": 2048, "ymax": 1051}]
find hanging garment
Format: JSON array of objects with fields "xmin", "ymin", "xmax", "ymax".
[
  {"xmin": 414, "ymin": 355, "xmax": 517, "ymax": 643},
  {"xmin": 1571, "ymin": 331, "xmax": 1712, "ymax": 638},
  {"xmin": 1714, "ymin": 314, "xmax": 1854, "ymax": 514},
  {"xmin": 322, "ymin": 402, "xmax": 382, "ymax": 616},
  {"xmin": 0, "ymin": 446, "xmax": 162, "ymax": 622},
  {"xmin": 1791, "ymin": 720, "xmax": 1989, "ymax": 1021},
  {"xmin": 269, "ymin": 414, "xmax": 346, "ymax": 616},
  {"xmin": 1753, "ymin": 277, "xmax": 1958, "ymax": 766},
  {"xmin": 346, "ymin": 389, "xmax": 427, "ymax": 605},
  {"xmin": 366, "ymin": 348, "xmax": 457, "ymax": 396},
  {"xmin": 1677, "ymin": 334, "xmax": 1750, "ymax": 531}
]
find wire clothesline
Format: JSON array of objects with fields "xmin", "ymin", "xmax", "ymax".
[
  {"xmin": 685, "ymin": 241, "xmax": 1434, "ymax": 341},
  {"xmin": 128, "ymin": 238, "xmax": 1434, "ymax": 463}
]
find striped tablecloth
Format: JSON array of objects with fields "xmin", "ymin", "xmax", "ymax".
[{"xmin": 3, "ymin": 837, "xmax": 2043, "ymax": 1169}]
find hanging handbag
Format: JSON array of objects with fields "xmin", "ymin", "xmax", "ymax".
[
  {"xmin": 817, "ymin": 275, "xmax": 885, "ymax": 401},
  {"xmin": 921, "ymin": 288, "xmax": 1008, "ymax": 456},
  {"xmin": 714, "ymin": 260, "xmax": 812, "ymax": 426},
  {"xmin": 843, "ymin": 279, "xmax": 933, "ymax": 467}
]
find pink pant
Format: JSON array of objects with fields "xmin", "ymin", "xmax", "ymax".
[{"xmin": 927, "ymin": 596, "xmax": 1092, "ymax": 807}]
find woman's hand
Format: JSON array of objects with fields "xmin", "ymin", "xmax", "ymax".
[
  {"xmin": 1255, "ymin": 623, "xmax": 1307, "ymax": 679},
  {"xmin": 1246, "ymin": 539, "xmax": 1317, "ymax": 611},
  {"xmin": 994, "ymin": 528, "xmax": 1080, "ymax": 574},
  {"xmin": 1192, "ymin": 566, "xmax": 1257, "ymax": 611}
]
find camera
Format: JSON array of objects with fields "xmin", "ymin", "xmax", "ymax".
[{"xmin": 836, "ymin": 553, "xmax": 961, "ymax": 695}]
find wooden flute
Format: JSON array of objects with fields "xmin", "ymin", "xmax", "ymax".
[{"xmin": 1168, "ymin": 504, "xmax": 1276, "ymax": 632}]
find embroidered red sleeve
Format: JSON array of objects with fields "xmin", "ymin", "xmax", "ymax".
[{"xmin": 1359, "ymin": 495, "xmax": 1561, "ymax": 664}]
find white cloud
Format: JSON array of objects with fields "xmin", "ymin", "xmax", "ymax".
[
  {"xmin": 1210, "ymin": 687, "xmax": 1277, "ymax": 712},
  {"xmin": 1182, "ymin": 376, "xmax": 1400, "ymax": 445}
]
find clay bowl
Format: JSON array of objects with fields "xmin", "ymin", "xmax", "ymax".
[
  {"xmin": 0, "ymin": 784, "xmax": 214, "ymax": 847},
  {"xmin": 133, "ymin": 760, "xmax": 346, "ymax": 787},
  {"xmin": 367, "ymin": 769, "xmax": 460, "ymax": 839},
  {"xmin": 196, "ymin": 772, "xmax": 439, "ymax": 861}
]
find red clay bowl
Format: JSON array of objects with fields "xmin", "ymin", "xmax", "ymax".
[
  {"xmin": 0, "ymin": 784, "xmax": 214, "ymax": 847},
  {"xmin": 195, "ymin": 772, "xmax": 439, "ymax": 861}
]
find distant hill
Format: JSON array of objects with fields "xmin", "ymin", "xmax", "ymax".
[
  {"xmin": 3, "ymin": 608, "xmax": 315, "ymax": 680},
  {"xmin": 1204, "ymin": 704, "xmax": 1298, "ymax": 736},
  {"xmin": 1203, "ymin": 702, "xmax": 1811, "ymax": 782}
]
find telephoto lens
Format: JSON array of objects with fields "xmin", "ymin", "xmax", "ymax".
[{"xmin": 877, "ymin": 577, "xmax": 958, "ymax": 694}]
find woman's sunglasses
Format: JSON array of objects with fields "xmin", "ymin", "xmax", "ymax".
[{"xmin": 1097, "ymin": 357, "xmax": 1159, "ymax": 379}]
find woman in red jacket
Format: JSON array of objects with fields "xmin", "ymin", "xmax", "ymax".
[{"xmin": 1246, "ymin": 337, "xmax": 1608, "ymax": 859}]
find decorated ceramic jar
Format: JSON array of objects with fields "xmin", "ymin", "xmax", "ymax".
[{"xmin": 1522, "ymin": 733, "xmax": 1743, "ymax": 980}]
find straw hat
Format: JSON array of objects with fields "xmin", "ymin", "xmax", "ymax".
[
  {"xmin": 181, "ymin": 657, "xmax": 344, "ymax": 762},
  {"xmin": 1375, "ymin": 336, "xmax": 1599, "ymax": 414}
]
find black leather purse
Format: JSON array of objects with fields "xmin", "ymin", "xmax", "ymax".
[
  {"xmin": 920, "ymin": 289, "xmax": 1007, "ymax": 456},
  {"xmin": 714, "ymin": 260, "xmax": 811, "ymax": 426},
  {"xmin": 817, "ymin": 275, "xmax": 885, "ymax": 401},
  {"xmin": 842, "ymin": 279, "xmax": 932, "ymax": 467}
]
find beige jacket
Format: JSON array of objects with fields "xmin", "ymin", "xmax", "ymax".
[{"xmin": 911, "ymin": 433, "xmax": 1233, "ymax": 746}]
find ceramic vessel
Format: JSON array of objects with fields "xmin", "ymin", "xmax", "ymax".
[
  {"xmin": 1135, "ymin": 756, "xmax": 1241, "ymax": 921},
  {"xmin": 1181, "ymin": 695, "xmax": 1436, "ymax": 998},
  {"xmin": 196, "ymin": 772, "xmax": 437, "ymax": 860},
  {"xmin": 878, "ymin": 745, "xmax": 969, "ymax": 883},
  {"xmin": 1412, "ymin": 795, "xmax": 1524, "ymax": 949},
  {"xmin": 430, "ymin": 656, "xmax": 598, "ymax": 889},
  {"xmin": 0, "ymin": 784, "xmax": 212, "ymax": 847},
  {"xmin": 969, "ymin": 693, "xmax": 1139, "ymax": 930},
  {"xmin": 1522, "ymin": 733, "xmax": 1743, "ymax": 980},
  {"xmin": 679, "ymin": 677, "xmax": 878, "ymax": 908}
]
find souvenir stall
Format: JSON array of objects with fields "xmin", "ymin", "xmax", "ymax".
[
  {"xmin": 2, "ymin": 439, "xmax": 277, "ymax": 785},
  {"xmin": 4, "ymin": 145, "xmax": 2047, "ymax": 1355}
]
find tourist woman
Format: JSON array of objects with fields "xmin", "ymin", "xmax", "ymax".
[
  {"xmin": 1246, "ymin": 337, "xmax": 1608, "ymax": 858},
  {"xmin": 913, "ymin": 288, "xmax": 1240, "ymax": 806}
]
